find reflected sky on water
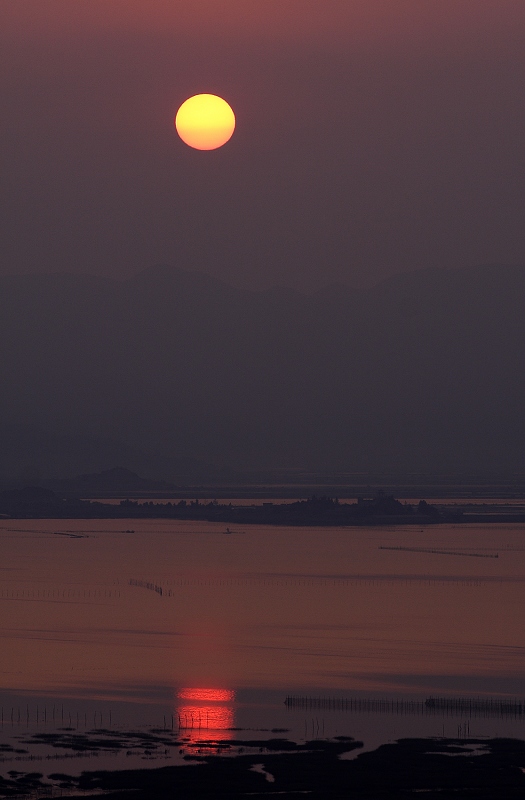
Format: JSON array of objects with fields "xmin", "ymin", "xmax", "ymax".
[{"xmin": 1, "ymin": 519, "xmax": 524, "ymax": 704}]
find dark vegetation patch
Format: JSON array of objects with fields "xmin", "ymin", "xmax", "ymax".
[
  {"xmin": 0, "ymin": 746, "xmax": 27, "ymax": 755},
  {"xmin": 1, "ymin": 736, "xmax": 525, "ymax": 798},
  {"xmin": 0, "ymin": 771, "xmax": 46, "ymax": 798},
  {"xmin": 21, "ymin": 728, "xmax": 180, "ymax": 753}
]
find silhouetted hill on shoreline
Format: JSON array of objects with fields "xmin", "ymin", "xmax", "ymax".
[
  {"xmin": 46, "ymin": 467, "xmax": 176, "ymax": 496},
  {"xmin": 0, "ymin": 487, "xmax": 447, "ymax": 524},
  {"xmin": 3, "ymin": 486, "xmax": 524, "ymax": 524},
  {"xmin": 1, "ymin": 263, "xmax": 524, "ymax": 478},
  {"xmin": 0, "ymin": 430, "xmax": 231, "ymax": 486}
]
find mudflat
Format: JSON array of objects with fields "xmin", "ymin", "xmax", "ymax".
[{"xmin": 1, "ymin": 735, "xmax": 525, "ymax": 798}]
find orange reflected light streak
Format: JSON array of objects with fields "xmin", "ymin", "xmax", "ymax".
[
  {"xmin": 176, "ymin": 688, "xmax": 235, "ymax": 743},
  {"xmin": 178, "ymin": 688, "xmax": 234, "ymax": 702},
  {"xmin": 178, "ymin": 705, "xmax": 234, "ymax": 736}
]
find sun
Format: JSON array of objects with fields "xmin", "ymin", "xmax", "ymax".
[{"xmin": 175, "ymin": 94, "xmax": 235, "ymax": 151}]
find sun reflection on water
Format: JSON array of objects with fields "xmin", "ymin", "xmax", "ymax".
[
  {"xmin": 178, "ymin": 688, "xmax": 234, "ymax": 703},
  {"xmin": 176, "ymin": 688, "xmax": 235, "ymax": 744}
]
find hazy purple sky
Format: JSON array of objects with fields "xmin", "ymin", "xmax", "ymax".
[{"xmin": 2, "ymin": 0, "xmax": 525, "ymax": 290}]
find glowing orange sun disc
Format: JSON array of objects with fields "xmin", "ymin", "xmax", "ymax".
[{"xmin": 175, "ymin": 94, "xmax": 235, "ymax": 150}]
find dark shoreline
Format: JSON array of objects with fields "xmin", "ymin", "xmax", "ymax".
[
  {"xmin": 1, "ymin": 487, "xmax": 455, "ymax": 524},
  {"xmin": 3, "ymin": 486, "xmax": 525, "ymax": 525},
  {"xmin": 2, "ymin": 735, "xmax": 525, "ymax": 798}
]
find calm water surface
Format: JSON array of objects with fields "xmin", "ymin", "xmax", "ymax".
[{"xmin": 1, "ymin": 519, "xmax": 524, "ymax": 767}]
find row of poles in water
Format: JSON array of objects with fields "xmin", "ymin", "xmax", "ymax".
[
  {"xmin": 0, "ymin": 707, "xmax": 226, "ymax": 732},
  {"xmin": 1, "ymin": 706, "xmax": 111, "ymax": 727},
  {"xmin": 285, "ymin": 696, "xmax": 525, "ymax": 718}
]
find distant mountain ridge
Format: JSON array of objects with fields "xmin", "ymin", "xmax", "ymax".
[
  {"xmin": 47, "ymin": 467, "xmax": 176, "ymax": 496},
  {"xmin": 1, "ymin": 263, "xmax": 524, "ymax": 477}
]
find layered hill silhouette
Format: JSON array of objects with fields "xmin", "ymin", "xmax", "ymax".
[
  {"xmin": 1, "ymin": 264, "xmax": 524, "ymax": 478},
  {"xmin": 47, "ymin": 466, "xmax": 176, "ymax": 496}
]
